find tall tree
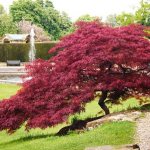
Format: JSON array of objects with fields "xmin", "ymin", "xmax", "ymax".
[
  {"xmin": 0, "ymin": 5, "xmax": 17, "ymax": 37},
  {"xmin": 58, "ymin": 11, "xmax": 73, "ymax": 37},
  {"xmin": 45, "ymin": 0, "xmax": 54, "ymax": 8},
  {"xmin": 135, "ymin": 1, "xmax": 150, "ymax": 26},
  {"xmin": 18, "ymin": 20, "xmax": 51, "ymax": 41},
  {"xmin": 116, "ymin": 13, "xmax": 135, "ymax": 26},
  {"xmin": 0, "ymin": 4, "xmax": 5, "ymax": 15},
  {"xmin": 116, "ymin": 1, "xmax": 150, "ymax": 26},
  {"xmin": 76, "ymin": 14, "xmax": 101, "ymax": 22},
  {"xmin": 36, "ymin": 0, "xmax": 44, "ymax": 7},
  {"xmin": 0, "ymin": 21, "xmax": 149, "ymax": 133},
  {"xmin": 10, "ymin": 0, "xmax": 72, "ymax": 40},
  {"xmin": 106, "ymin": 14, "xmax": 118, "ymax": 27}
]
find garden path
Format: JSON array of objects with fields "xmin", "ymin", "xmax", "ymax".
[{"xmin": 136, "ymin": 112, "xmax": 150, "ymax": 150}]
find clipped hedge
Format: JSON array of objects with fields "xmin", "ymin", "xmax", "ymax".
[{"xmin": 0, "ymin": 42, "xmax": 57, "ymax": 62}]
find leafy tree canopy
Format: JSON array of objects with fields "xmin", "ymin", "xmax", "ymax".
[
  {"xmin": 0, "ymin": 4, "xmax": 17, "ymax": 37},
  {"xmin": 10, "ymin": 0, "xmax": 72, "ymax": 40},
  {"xmin": 105, "ymin": 14, "xmax": 118, "ymax": 27},
  {"xmin": 135, "ymin": 1, "xmax": 150, "ymax": 26},
  {"xmin": 116, "ymin": 1, "xmax": 150, "ymax": 26},
  {"xmin": 0, "ymin": 21, "xmax": 149, "ymax": 133},
  {"xmin": 116, "ymin": 13, "xmax": 134, "ymax": 26},
  {"xmin": 76, "ymin": 14, "xmax": 101, "ymax": 22},
  {"xmin": 0, "ymin": 15, "xmax": 17, "ymax": 37},
  {"xmin": 18, "ymin": 20, "xmax": 51, "ymax": 42},
  {"xmin": 0, "ymin": 4, "xmax": 5, "ymax": 15}
]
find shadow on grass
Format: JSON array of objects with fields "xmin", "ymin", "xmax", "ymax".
[
  {"xmin": 0, "ymin": 103, "xmax": 149, "ymax": 147},
  {"xmin": 0, "ymin": 116, "xmax": 104, "ymax": 146},
  {"xmin": 128, "ymin": 103, "xmax": 150, "ymax": 111},
  {"xmin": 114, "ymin": 103, "xmax": 150, "ymax": 113},
  {"xmin": 140, "ymin": 103, "xmax": 150, "ymax": 111},
  {"xmin": 57, "ymin": 103, "xmax": 150, "ymax": 136},
  {"xmin": 56, "ymin": 115, "xmax": 104, "ymax": 136},
  {"xmin": 0, "ymin": 133, "xmax": 54, "ymax": 146}
]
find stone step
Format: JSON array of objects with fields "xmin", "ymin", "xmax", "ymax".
[
  {"xmin": 0, "ymin": 73, "xmax": 26, "ymax": 75},
  {"xmin": 0, "ymin": 80, "xmax": 23, "ymax": 84},
  {"xmin": 0, "ymin": 67, "xmax": 26, "ymax": 73}
]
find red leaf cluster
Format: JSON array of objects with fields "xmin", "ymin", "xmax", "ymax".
[{"xmin": 0, "ymin": 21, "xmax": 150, "ymax": 133}]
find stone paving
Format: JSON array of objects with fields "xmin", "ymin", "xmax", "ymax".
[
  {"xmin": 136, "ymin": 112, "xmax": 150, "ymax": 150},
  {"xmin": 0, "ymin": 66, "xmax": 26, "ymax": 74},
  {"xmin": 0, "ymin": 63, "xmax": 27, "ymax": 83}
]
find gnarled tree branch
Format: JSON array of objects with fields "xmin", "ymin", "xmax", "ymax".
[{"xmin": 98, "ymin": 91, "xmax": 110, "ymax": 115}]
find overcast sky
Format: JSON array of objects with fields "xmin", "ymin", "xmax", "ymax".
[{"xmin": 0, "ymin": 0, "xmax": 142, "ymax": 21}]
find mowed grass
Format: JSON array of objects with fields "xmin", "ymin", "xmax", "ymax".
[
  {"xmin": 0, "ymin": 84, "xmax": 137, "ymax": 150},
  {"xmin": 0, "ymin": 84, "xmax": 21, "ymax": 100},
  {"xmin": 0, "ymin": 121, "xmax": 135, "ymax": 150}
]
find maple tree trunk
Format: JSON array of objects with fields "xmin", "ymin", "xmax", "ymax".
[{"xmin": 98, "ymin": 91, "xmax": 110, "ymax": 115}]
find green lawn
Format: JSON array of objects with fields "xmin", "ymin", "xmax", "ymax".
[
  {"xmin": 0, "ymin": 84, "xmax": 21, "ymax": 100},
  {"xmin": 0, "ymin": 121, "xmax": 135, "ymax": 150},
  {"xmin": 0, "ymin": 84, "xmax": 138, "ymax": 150}
]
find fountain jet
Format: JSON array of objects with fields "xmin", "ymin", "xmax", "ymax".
[{"xmin": 29, "ymin": 28, "xmax": 36, "ymax": 62}]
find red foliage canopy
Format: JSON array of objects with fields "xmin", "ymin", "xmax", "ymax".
[{"xmin": 0, "ymin": 21, "xmax": 150, "ymax": 133}]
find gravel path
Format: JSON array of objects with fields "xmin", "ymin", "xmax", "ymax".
[{"xmin": 137, "ymin": 112, "xmax": 150, "ymax": 150}]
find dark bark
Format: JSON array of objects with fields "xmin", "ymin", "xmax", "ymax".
[
  {"xmin": 56, "ymin": 116, "xmax": 104, "ymax": 136},
  {"xmin": 98, "ymin": 91, "xmax": 110, "ymax": 115}
]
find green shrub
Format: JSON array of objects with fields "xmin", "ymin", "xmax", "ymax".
[
  {"xmin": 0, "ymin": 42, "xmax": 57, "ymax": 62},
  {"xmin": 36, "ymin": 42, "xmax": 57, "ymax": 60}
]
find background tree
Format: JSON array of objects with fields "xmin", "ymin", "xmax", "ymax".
[
  {"xmin": 58, "ymin": 11, "xmax": 73, "ymax": 37},
  {"xmin": 0, "ymin": 4, "xmax": 5, "ymax": 15},
  {"xmin": 67, "ymin": 14, "xmax": 103, "ymax": 35},
  {"xmin": 10, "ymin": 0, "xmax": 72, "ymax": 40},
  {"xmin": 45, "ymin": 0, "xmax": 54, "ymax": 8},
  {"xmin": 36, "ymin": 0, "xmax": 44, "ymax": 7},
  {"xmin": 105, "ymin": 14, "xmax": 118, "ymax": 27},
  {"xmin": 116, "ymin": 12, "xmax": 135, "ymax": 26},
  {"xmin": 76, "ymin": 14, "xmax": 101, "ymax": 22},
  {"xmin": 0, "ymin": 21, "xmax": 149, "ymax": 133},
  {"xmin": 135, "ymin": 1, "xmax": 150, "ymax": 26},
  {"xmin": 0, "ymin": 5, "xmax": 17, "ymax": 37},
  {"xmin": 18, "ymin": 20, "xmax": 51, "ymax": 42},
  {"xmin": 116, "ymin": 0, "xmax": 150, "ymax": 26}
]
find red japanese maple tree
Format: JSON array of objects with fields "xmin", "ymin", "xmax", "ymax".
[{"xmin": 0, "ymin": 21, "xmax": 150, "ymax": 133}]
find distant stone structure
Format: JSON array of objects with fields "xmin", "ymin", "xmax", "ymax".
[{"xmin": 2, "ymin": 34, "xmax": 30, "ymax": 43}]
